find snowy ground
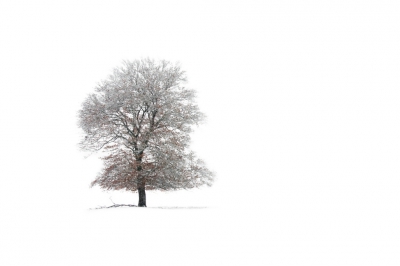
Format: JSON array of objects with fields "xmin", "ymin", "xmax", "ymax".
[{"xmin": 2, "ymin": 181, "xmax": 399, "ymax": 266}]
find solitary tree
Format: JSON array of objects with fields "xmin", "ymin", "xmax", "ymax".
[{"xmin": 78, "ymin": 59, "xmax": 214, "ymax": 207}]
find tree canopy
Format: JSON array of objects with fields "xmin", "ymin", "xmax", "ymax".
[{"xmin": 78, "ymin": 58, "xmax": 214, "ymax": 206}]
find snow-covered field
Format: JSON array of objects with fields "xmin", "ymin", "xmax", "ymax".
[
  {"xmin": 2, "ymin": 171, "xmax": 399, "ymax": 265},
  {"xmin": 1, "ymin": 1, "xmax": 400, "ymax": 265}
]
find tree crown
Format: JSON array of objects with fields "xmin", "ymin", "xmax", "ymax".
[{"xmin": 78, "ymin": 58, "xmax": 214, "ymax": 192}]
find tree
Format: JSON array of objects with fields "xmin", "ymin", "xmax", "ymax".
[{"xmin": 78, "ymin": 58, "xmax": 214, "ymax": 207}]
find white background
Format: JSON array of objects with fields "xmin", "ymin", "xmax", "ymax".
[{"xmin": 0, "ymin": 1, "xmax": 399, "ymax": 265}]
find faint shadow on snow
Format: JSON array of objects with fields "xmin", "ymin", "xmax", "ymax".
[
  {"xmin": 149, "ymin": 206, "xmax": 208, "ymax": 209},
  {"xmin": 90, "ymin": 205, "xmax": 208, "ymax": 210}
]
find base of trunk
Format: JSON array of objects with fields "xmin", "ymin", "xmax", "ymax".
[{"xmin": 138, "ymin": 187, "xmax": 146, "ymax": 207}]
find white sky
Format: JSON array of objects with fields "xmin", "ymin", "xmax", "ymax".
[{"xmin": 1, "ymin": 1, "xmax": 399, "ymax": 265}]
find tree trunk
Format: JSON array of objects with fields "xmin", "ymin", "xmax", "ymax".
[
  {"xmin": 138, "ymin": 183, "xmax": 146, "ymax": 207},
  {"xmin": 136, "ymin": 152, "xmax": 146, "ymax": 207}
]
